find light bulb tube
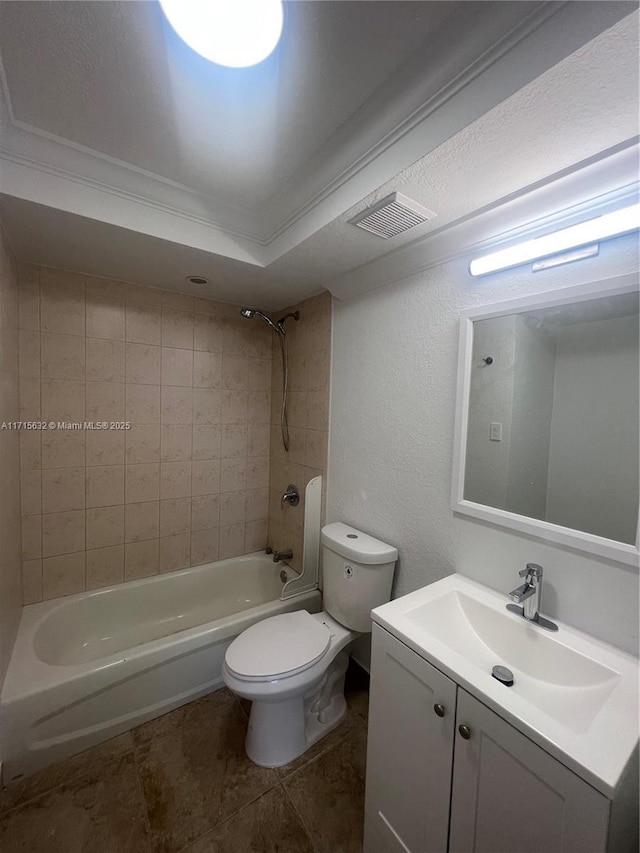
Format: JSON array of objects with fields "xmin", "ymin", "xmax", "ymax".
[{"xmin": 469, "ymin": 203, "xmax": 640, "ymax": 276}]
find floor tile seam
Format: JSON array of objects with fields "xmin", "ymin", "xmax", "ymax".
[
  {"xmin": 277, "ymin": 722, "xmax": 363, "ymax": 782},
  {"xmin": 0, "ymin": 746, "xmax": 138, "ymax": 819},
  {"xmin": 172, "ymin": 778, "xmax": 282, "ymax": 853},
  {"xmin": 351, "ymin": 704, "xmax": 369, "ymax": 723},
  {"xmin": 131, "ymin": 696, "xmax": 238, "ymax": 751},
  {"xmin": 349, "ymin": 705, "xmax": 369, "ymax": 726},
  {"xmin": 232, "ymin": 694, "xmax": 250, "ymax": 720},
  {"xmin": 278, "ymin": 778, "xmax": 318, "ymax": 852},
  {"xmin": 130, "ymin": 737, "xmax": 156, "ymax": 852}
]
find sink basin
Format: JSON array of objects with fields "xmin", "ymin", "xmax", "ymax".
[
  {"xmin": 372, "ymin": 574, "xmax": 639, "ymax": 797},
  {"xmin": 406, "ymin": 590, "xmax": 617, "ymax": 686},
  {"xmin": 404, "ymin": 589, "xmax": 619, "ymax": 734}
]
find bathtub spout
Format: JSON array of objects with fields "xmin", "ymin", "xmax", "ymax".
[{"xmin": 273, "ymin": 549, "xmax": 293, "ymax": 563}]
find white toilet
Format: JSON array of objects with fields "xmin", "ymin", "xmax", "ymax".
[{"xmin": 223, "ymin": 522, "xmax": 397, "ymax": 767}]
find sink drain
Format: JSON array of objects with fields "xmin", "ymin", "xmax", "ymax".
[{"xmin": 492, "ymin": 665, "xmax": 514, "ymax": 686}]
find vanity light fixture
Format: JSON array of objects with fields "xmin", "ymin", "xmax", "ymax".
[
  {"xmin": 469, "ymin": 202, "xmax": 640, "ymax": 276},
  {"xmin": 158, "ymin": 0, "xmax": 284, "ymax": 68}
]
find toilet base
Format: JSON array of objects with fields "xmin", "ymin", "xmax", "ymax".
[{"xmin": 245, "ymin": 651, "xmax": 350, "ymax": 767}]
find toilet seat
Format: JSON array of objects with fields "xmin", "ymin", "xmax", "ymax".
[{"xmin": 225, "ymin": 610, "xmax": 331, "ymax": 681}]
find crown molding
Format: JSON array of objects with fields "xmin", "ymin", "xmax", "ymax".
[
  {"xmin": 326, "ymin": 140, "xmax": 640, "ymax": 301},
  {"xmin": 0, "ymin": 147, "xmax": 270, "ymax": 266},
  {"xmin": 262, "ymin": 2, "xmax": 566, "ymax": 243},
  {"xmin": 0, "ymin": 50, "xmax": 261, "ymax": 228},
  {"xmin": 260, "ymin": 1, "xmax": 637, "ymax": 264},
  {"xmin": 0, "ymin": 121, "xmax": 263, "ymax": 257}
]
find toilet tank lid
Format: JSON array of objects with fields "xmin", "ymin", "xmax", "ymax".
[{"xmin": 321, "ymin": 522, "xmax": 398, "ymax": 565}]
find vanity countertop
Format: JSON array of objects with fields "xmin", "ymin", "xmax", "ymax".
[{"xmin": 372, "ymin": 574, "xmax": 639, "ymax": 797}]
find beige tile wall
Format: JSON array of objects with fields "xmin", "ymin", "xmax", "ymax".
[
  {"xmin": 18, "ymin": 265, "xmax": 273, "ymax": 602},
  {"xmin": 268, "ymin": 292, "xmax": 331, "ymax": 571},
  {"xmin": 0, "ymin": 226, "xmax": 22, "ymax": 690}
]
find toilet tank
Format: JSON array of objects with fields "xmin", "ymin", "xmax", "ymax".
[{"xmin": 321, "ymin": 522, "xmax": 398, "ymax": 633}]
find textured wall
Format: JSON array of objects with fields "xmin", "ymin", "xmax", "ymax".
[
  {"xmin": 0, "ymin": 226, "xmax": 21, "ymax": 690},
  {"xmin": 268, "ymin": 292, "xmax": 331, "ymax": 572},
  {"xmin": 329, "ymin": 234, "xmax": 639, "ymax": 656},
  {"xmin": 18, "ymin": 265, "xmax": 272, "ymax": 602}
]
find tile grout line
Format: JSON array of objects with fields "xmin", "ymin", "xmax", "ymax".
[
  {"xmin": 1, "ymin": 691, "xmax": 240, "ymax": 824},
  {"xmin": 277, "ymin": 716, "xmax": 365, "ymax": 783},
  {"xmin": 129, "ymin": 736, "xmax": 156, "ymax": 853},
  {"xmin": 278, "ymin": 779, "xmax": 318, "ymax": 853},
  {"xmin": 0, "ymin": 740, "xmax": 135, "ymax": 821},
  {"xmin": 170, "ymin": 693, "xmax": 319, "ymax": 853},
  {"xmin": 172, "ymin": 781, "xmax": 281, "ymax": 853},
  {"xmin": 280, "ymin": 721, "xmax": 369, "ymax": 853},
  {"xmin": 0, "ymin": 688, "xmax": 269, "ymax": 822}
]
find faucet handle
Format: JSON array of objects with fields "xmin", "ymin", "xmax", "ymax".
[
  {"xmin": 281, "ymin": 484, "xmax": 300, "ymax": 507},
  {"xmin": 520, "ymin": 563, "xmax": 543, "ymax": 580}
]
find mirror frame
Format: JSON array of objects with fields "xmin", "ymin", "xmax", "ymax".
[{"xmin": 452, "ymin": 273, "xmax": 640, "ymax": 567}]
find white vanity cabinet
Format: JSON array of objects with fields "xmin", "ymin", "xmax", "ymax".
[
  {"xmin": 364, "ymin": 624, "xmax": 614, "ymax": 853},
  {"xmin": 364, "ymin": 620, "xmax": 458, "ymax": 853}
]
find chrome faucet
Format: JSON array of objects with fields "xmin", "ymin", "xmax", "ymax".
[
  {"xmin": 281, "ymin": 484, "xmax": 300, "ymax": 507},
  {"xmin": 509, "ymin": 563, "xmax": 543, "ymax": 620},
  {"xmin": 272, "ymin": 549, "xmax": 293, "ymax": 563},
  {"xmin": 507, "ymin": 563, "xmax": 558, "ymax": 631}
]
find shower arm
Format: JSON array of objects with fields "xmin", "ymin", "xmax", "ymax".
[{"xmin": 278, "ymin": 312, "xmax": 300, "ymax": 326}]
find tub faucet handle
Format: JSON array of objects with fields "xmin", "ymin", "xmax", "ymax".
[{"xmin": 281, "ymin": 484, "xmax": 300, "ymax": 507}]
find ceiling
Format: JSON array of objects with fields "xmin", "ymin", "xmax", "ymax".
[
  {"xmin": 0, "ymin": 0, "xmax": 457, "ymax": 208},
  {"xmin": 0, "ymin": 1, "xmax": 638, "ymax": 309}
]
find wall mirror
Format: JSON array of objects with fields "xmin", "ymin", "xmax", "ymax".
[{"xmin": 452, "ymin": 274, "xmax": 639, "ymax": 566}]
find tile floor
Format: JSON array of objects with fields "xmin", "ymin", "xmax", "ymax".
[{"xmin": 0, "ymin": 661, "xmax": 370, "ymax": 853}]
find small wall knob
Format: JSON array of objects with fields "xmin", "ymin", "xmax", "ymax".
[
  {"xmin": 458, "ymin": 724, "xmax": 471, "ymax": 740},
  {"xmin": 281, "ymin": 484, "xmax": 300, "ymax": 507},
  {"xmin": 433, "ymin": 703, "xmax": 445, "ymax": 718}
]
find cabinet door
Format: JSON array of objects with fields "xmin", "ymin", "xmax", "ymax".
[
  {"xmin": 449, "ymin": 689, "xmax": 610, "ymax": 853},
  {"xmin": 364, "ymin": 624, "xmax": 457, "ymax": 853}
]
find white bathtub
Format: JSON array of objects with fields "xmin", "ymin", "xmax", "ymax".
[{"xmin": 0, "ymin": 552, "xmax": 321, "ymax": 783}]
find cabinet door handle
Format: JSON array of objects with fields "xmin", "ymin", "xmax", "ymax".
[
  {"xmin": 433, "ymin": 703, "xmax": 445, "ymax": 717},
  {"xmin": 458, "ymin": 724, "xmax": 471, "ymax": 740}
]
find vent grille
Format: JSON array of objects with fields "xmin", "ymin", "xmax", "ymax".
[{"xmin": 350, "ymin": 192, "xmax": 436, "ymax": 239}]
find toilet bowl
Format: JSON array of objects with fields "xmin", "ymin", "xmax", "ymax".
[
  {"xmin": 223, "ymin": 523, "xmax": 397, "ymax": 767},
  {"xmin": 223, "ymin": 610, "xmax": 354, "ymax": 766}
]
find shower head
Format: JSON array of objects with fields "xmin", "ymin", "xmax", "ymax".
[{"xmin": 239, "ymin": 307, "xmax": 283, "ymax": 335}]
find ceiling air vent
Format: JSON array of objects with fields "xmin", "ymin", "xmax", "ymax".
[{"xmin": 349, "ymin": 192, "xmax": 436, "ymax": 239}]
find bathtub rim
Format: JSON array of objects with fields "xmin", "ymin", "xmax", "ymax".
[{"xmin": 1, "ymin": 552, "xmax": 312, "ymax": 705}]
